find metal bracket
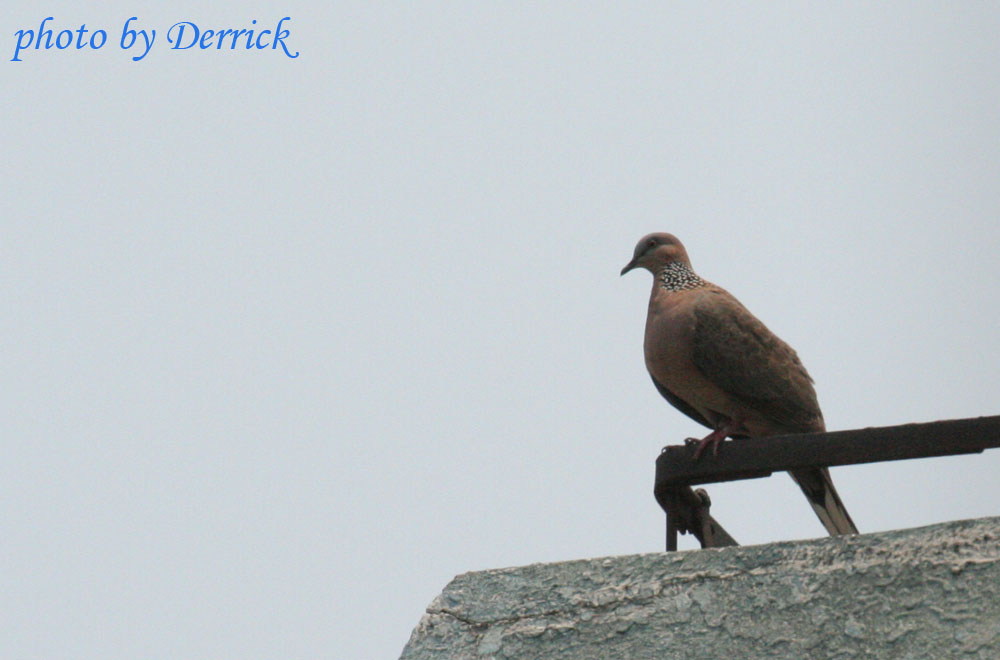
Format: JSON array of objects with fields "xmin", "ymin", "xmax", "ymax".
[{"xmin": 654, "ymin": 415, "xmax": 1000, "ymax": 551}]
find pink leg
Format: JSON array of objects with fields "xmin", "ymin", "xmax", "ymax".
[{"xmin": 689, "ymin": 420, "xmax": 742, "ymax": 460}]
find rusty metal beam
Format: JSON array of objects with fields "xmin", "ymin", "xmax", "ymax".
[
  {"xmin": 654, "ymin": 415, "xmax": 1000, "ymax": 551},
  {"xmin": 657, "ymin": 415, "xmax": 1000, "ymax": 489}
]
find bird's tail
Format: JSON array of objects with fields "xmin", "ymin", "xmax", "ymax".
[{"xmin": 788, "ymin": 467, "xmax": 858, "ymax": 536}]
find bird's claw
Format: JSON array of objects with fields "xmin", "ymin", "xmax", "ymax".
[{"xmin": 688, "ymin": 433, "xmax": 725, "ymax": 460}]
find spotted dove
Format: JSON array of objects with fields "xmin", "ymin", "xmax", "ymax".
[{"xmin": 621, "ymin": 232, "xmax": 857, "ymax": 536}]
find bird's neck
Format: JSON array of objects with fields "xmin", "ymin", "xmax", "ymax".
[{"xmin": 657, "ymin": 261, "xmax": 705, "ymax": 292}]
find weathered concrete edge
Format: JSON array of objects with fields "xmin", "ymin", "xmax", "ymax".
[{"xmin": 400, "ymin": 515, "xmax": 1000, "ymax": 657}]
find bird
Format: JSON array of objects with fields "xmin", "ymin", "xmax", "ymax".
[{"xmin": 621, "ymin": 232, "xmax": 857, "ymax": 536}]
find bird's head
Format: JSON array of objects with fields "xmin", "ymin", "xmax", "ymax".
[{"xmin": 620, "ymin": 233, "xmax": 692, "ymax": 276}]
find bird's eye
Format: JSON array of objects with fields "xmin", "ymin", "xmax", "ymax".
[{"xmin": 646, "ymin": 238, "xmax": 657, "ymax": 248}]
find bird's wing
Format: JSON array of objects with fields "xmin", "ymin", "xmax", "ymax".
[{"xmin": 690, "ymin": 289, "xmax": 823, "ymax": 432}]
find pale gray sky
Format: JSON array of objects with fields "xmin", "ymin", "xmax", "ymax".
[{"xmin": 3, "ymin": 3, "xmax": 1000, "ymax": 659}]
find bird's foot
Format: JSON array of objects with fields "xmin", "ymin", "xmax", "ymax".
[{"xmin": 687, "ymin": 429, "xmax": 727, "ymax": 460}]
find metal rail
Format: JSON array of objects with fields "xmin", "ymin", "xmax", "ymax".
[{"xmin": 654, "ymin": 415, "xmax": 1000, "ymax": 551}]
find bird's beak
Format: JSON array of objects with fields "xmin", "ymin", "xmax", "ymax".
[{"xmin": 620, "ymin": 258, "xmax": 638, "ymax": 276}]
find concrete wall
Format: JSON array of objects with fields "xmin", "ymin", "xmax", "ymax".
[{"xmin": 400, "ymin": 517, "xmax": 1000, "ymax": 659}]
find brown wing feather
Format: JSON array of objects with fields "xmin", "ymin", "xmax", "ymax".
[{"xmin": 691, "ymin": 289, "xmax": 823, "ymax": 433}]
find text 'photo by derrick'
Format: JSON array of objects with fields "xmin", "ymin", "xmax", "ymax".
[{"xmin": 9, "ymin": 16, "xmax": 300, "ymax": 62}]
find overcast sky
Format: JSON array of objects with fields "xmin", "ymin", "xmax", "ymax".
[{"xmin": 4, "ymin": 3, "xmax": 1000, "ymax": 659}]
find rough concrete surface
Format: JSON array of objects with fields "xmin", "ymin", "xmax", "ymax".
[{"xmin": 400, "ymin": 517, "xmax": 1000, "ymax": 659}]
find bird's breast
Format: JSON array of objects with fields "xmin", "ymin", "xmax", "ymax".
[
  {"xmin": 643, "ymin": 300, "xmax": 699, "ymax": 387},
  {"xmin": 642, "ymin": 293, "xmax": 741, "ymax": 426}
]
